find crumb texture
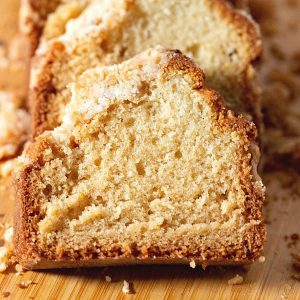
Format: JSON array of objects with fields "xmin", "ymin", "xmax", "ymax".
[{"xmin": 16, "ymin": 48, "xmax": 265, "ymax": 267}]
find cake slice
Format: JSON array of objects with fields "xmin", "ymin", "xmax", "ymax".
[
  {"xmin": 26, "ymin": 0, "xmax": 262, "ymax": 137},
  {"xmin": 20, "ymin": 0, "xmax": 247, "ymax": 55},
  {"xmin": 15, "ymin": 47, "xmax": 265, "ymax": 269}
]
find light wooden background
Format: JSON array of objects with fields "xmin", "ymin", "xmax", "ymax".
[{"xmin": 0, "ymin": 1, "xmax": 300, "ymax": 299}]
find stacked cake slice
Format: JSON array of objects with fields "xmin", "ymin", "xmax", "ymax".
[{"xmin": 15, "ymin": 0, "xmax": 265, "ymax": 269}]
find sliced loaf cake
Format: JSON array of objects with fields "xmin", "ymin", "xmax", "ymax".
[
  {"xmin": 25, "ymin": 0, "xmax": 262, "ymax": 136},
  {"xmin": 15, "ymin": 48, "xmax": 265, "ymax": 269}
]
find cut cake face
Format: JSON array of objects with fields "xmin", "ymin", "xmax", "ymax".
[
  {"xmin": 15, "ymin": 48, "xmax": 265, "ymax": 269},
  {"xmin": 25, "ymin": 0, "xmax": 262, "ymax": 136}
]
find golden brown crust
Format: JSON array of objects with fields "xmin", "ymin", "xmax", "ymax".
[
  {"xmin": 20, "ymin": 0, "xmax": 62, "ymax": 56},
  {"xmin": 213, "ymin": 0, "xmax": 263, "ymax": 132},
  {"xmin": 28, "ymin": 0, "xmax": 263, "ymax": 138},
  {"xmin": 215, "ymin": 0, "xmax": 261, "ymax": 61},
  {"xmin": 14, "ymin": 48, "xmax": 265, "ymax": 269},
  {"xmin": 30, "ymin": 42, "xmax": 65, "ymax": 136}
]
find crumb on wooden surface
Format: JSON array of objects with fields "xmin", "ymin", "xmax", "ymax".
[
  {"xmin": 3, "ymin": 227, "xmax": 13, "ymax": 243},
  {"xmin": 0, "ymin": 262, "xmax": 7, "ymax": 272},
  {"xmin": 0, "ymin": 226, "xmax": 15, "ymax": 273},
  {"xmin": 189, "ymin": 259, "xmax": 196, "ymax": 269},
  {"xmin": 0, "ymin": 160, "xmax": 15, "ymax": 177},
  {"xmin": 122, "ymin": 280, "xmax": 131, "ymax": 294},
  {"xmin": 228, "ymin": 274, "xmax": 244, "ymax": 285},
  {"xmin": 105, "ymin": 275, "xmax": 112, "ymax": 282},
  {"xmin": 17, "ymin": 280, "xmax": 34, "ymax": 289},
  {"xmin": 15, "ymin": 263, "xmax": 24, "ymax": 275},
  {"xmin": 1, "ymin": 291, "xmax": 10, "ymax": 298},
  {"xmin": 0, "ymin": 247, "xmax": 9, "ymax": 273}
]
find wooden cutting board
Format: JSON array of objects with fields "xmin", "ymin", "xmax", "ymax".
[{"xmin": 0, "ymin": 1, "xmax": 299, "ymax": 299}]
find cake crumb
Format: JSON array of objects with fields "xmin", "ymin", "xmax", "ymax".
[
  {"xmin": 105, "ymin": 275, "xmax": 112, "ymax": 282},
  {"xmin": 4, "ymin": 227, "xmax": 13, "ymax": 244},
  {"xmin": 228, "ymin": 274, "xmax": 244, "ymax": 285},
  {"xmin": 0, "ymin": 247, "xmax": 9, "ymax": 273},
  {"xmin": 189, "ymin": 259, "xmax": 196, "ymax": 269},
  {"xmin": 122, "ymin": 280, "xmax": 131, "ymax": 294},
  {"xmin": 18, "ymin": 280, "xmax": 33, "ymax": 289},
  {"xmin": 0, "ymin": 226, "xmax": 15, "ymax": 273},
  {"xmin": 1, "ymin": 291, "xmax": 10, "ymax": 298},
  {"xmin": 15, "ymin": 264, "xmax": 24, "ymax": 275},
  {"xmin": 258, "ymin": 256, "xmax": 266, "ymax": 263},
  {"xmin": 0, "ymin": 160, "xmax": 15, "ymax": 177},
  {"xmin": 0, "ymin": 262, "xmax": 8, "ymax": 272}
]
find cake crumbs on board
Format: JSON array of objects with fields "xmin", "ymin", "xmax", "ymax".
[
  {"xmin": 1, "ymin": 291, "xmax": 10, "ymax": 298},
  {"xmin": 228, "ymin": 274, "xmax": 244, "ymax": 285},
  {"xmin": 122, "ymin": 280, "xmax": 135, "ymax": 294},
  {"xmin": 122, "ymin": 280, "xmax": 131, "ymax": 294},
  {"xmin": 17, "ymin": 280, "xmax": 36, "ymax": 289},
  {"xmin": 189, "ymin": 259, "xmax": 196, "ymax": 269},
  {"xmin": 3, "ymin": 227, "xmax": 13, "ymax": 243},
  {"xmin": 15, "ymin": 263, "xmax": 24, "ymax": 276}
]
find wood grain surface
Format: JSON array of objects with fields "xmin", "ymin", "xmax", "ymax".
[{"xmin": 0, "ymin": 1, "xmax": 300, "ymax": 299}]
